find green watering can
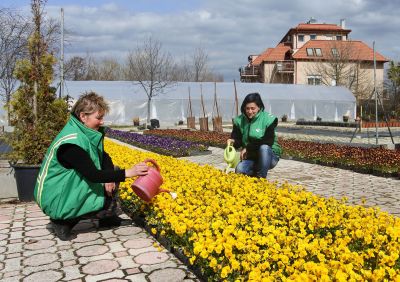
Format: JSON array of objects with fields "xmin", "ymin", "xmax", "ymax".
[{"xmin": 224, "ymin": 145, "xmax": 240, "ymax": 169}]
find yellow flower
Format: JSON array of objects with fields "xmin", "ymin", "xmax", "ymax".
[{"xmin": 220, "ymin": 265, "xmax": 231, "ymax": 279}]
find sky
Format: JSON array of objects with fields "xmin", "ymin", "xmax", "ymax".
[{"xmin": 2, "ymin": 0, "xmax": 400, "ymax": 81}]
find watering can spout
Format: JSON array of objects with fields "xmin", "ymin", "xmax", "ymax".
[{"xmin": 224, "ymin": 145, "xmax": 240, "ymax": 169}]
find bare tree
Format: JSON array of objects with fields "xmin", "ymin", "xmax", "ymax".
[
  {"xmin": 386, "ymin": 61, "xmax": 400, "ymax": 116},
  {"xmin": 192, "ymin": 47, "xmax": 208, "ymax": 82},
  {"xmin": 97, "ymin": 57, "xmax": 122, "ymax": 81},
  {"xmin": 305, "ymin": 41, "xmax": 373, "ymax": 102},
  {"xmin": 126, "ymin": 37, "xmax": 176, "ymax": 124},
  {"xmin": 64, "ymin": 56, "xmax": 87, "ymax": 80},
  {"xmin": 0, "ymin": 8, "xmax": 30, "ymax": 124}
]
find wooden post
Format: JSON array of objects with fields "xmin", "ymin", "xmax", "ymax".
[
  {"xmin": 234, "ymin": 80, "xmax": 239, "ymax": 117},
  {"xmin": 212, "ymin": 82, "xmax": 223, "ymax": 132},
  {"xmin": 199, "ymin": 84, "xmax": 209, "ymax": 131},
  {"xmin": 187, "ymin": 87, "xmax": 196, "ymax": 129}
]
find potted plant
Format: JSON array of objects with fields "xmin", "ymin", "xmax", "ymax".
[
  {"xmin": 133, "ymin": 117, "xmax": 140, "ymax": 126},
  {"xmin": 7, "ymin": 0, "xmax": 68, "ymax": 201},
  {"xmin": 281, "ymin": 114, "xmax": 288, "ymax": 122},
  {"xmin": 343, "ymin": 115, "xmax": 349, "ymax": 122}
]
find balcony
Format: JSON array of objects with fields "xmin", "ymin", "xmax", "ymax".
[
  {"xmin": 275, "ymin": 60, "xmax": 294, "ymax": 72},
  {"xmin": 239, "ymin": 65, "xmax": 260, "ymax": 82}
]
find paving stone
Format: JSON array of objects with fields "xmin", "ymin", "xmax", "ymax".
[
  {"xmin": 81, "ymin": 259, "xmax": 119, "ymax": 275},
  {"xmin": 22, "ymin": 261, "xmax": 62, "ymax": 276},
  {"xmin": 6, "ymin": 242, "xmax": 24, "ymax": 254},
  {"xmin": 134, "ymin": 251, "xmax": 169, "ymax": 265},
  {"xmin": 78, "ymin": 252, "xmax": 115, "ymax": 264},
  {"xmin": 0, "ymin": 223, "xmax": 9, "ymax": 230},
  {"xmin": 107, "ymin": 241, "xmax": 125, "ymax": 253},
  {"xmin": 101, "ymin": 279, "xmax": 130, "ymax": 282},
  {"xmin": 23, "ymin": 253, "xmax": 58, "ymax": 266},
  {"xmin": 10, "ymin": 231, "xmax": 23, "ymax": 240},
  {"xmin": 22, "ymin": 269, "xmax": 63, "ymax": 282},
  {"xmin": 148, "ymin": 268, "xmax": 186, "ymax": 282},
  {"xmin": 114, "ymin": 251, "xmax": 129, "ymax": 257},
  {"xmin": 72, "ymin": 232, "xmax": 101, "ymax": 243},
  {"xmin": 114, "ymin": 256, "xmax": 139, "ymax": 269},
  {"xmin": 0, "ymin": 233, "xmax": 8, "ymax": 241},
  {"xmin": 59, "ymin": 249, "xmax": 76, "ymax": 261},
  {"xmin": 123, "ymin": 238, "xmax": 153, "ymax": 249},
  {"xmin": 106, "ymin": 237, "xmax": 118, "ymax": 243},
  {"xmin": 125, "ymin": 273, "xmax": 148, "ymax": 282},
  {"xmin": 25, "ymin": 228, "xmax": 51, "ymax": 237},
  {"xmin": 3, "ymin": 257, "xmax": 23, "ymax": 272},
  {"xmin": 3, "ymin": 270, "xmax": 19, "ymax": 278},
  {"xmin": 62, "ymin": 265, "xmax": 85, "ymax": 281},
  {"xmin": 76, "ymin": 244, "xmax": 109, "ymax": 257},
  {"xmin": 24, "ymin": 239, "xmax": 55, "ymax": 250},
  {"xmin": 141, "ymin": 260, "xmax": 178, "ymax": 273},
  {"xmin": 114, "ymin": 226, "xmax": 143, "ymax": 236},
  {"xmin": 126, "ymin": 267, "xmax": 141, "ymax": 275},
  {"xmin": 0, "ymin": 215, "xmax": 12, "ymax": 222},
  {"xmin": 62, "ymin": 259, "xmax": 76, "ymax": 267},
  {"xmin": 25, "ymin": 219, "xmax": 50, "ymax": 227},
  {"xmin": 85, "ymin": 270, "xmax": 124, "ymax": 282},
  {"xmin": 26, "ymin": 211, "xmax": 46, "ymax": 218}
]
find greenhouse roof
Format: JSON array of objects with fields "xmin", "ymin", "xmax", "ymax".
[{"xmin": 62, "ymin": 81, "xmax": 356, "ymax": 103}]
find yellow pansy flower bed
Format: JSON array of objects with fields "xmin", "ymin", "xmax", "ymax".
[{"xmin": 106, "ymin": 139, "xmax": 400, "ymax": 281}]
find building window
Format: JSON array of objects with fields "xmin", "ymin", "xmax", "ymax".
[
  {"xmin": 331, "ymin": 48, "xmax": 339, "ymax": 57},
  {"xmin": 308, "ymin": 75, "xmax": 322, "ymax": 85},
  {"xmin": 336, "ymin": 35, "xmax": 342, "ymax": 41},
  {"xmin": 298, "ymin": 35, "xmax": 304, "ymax": 42},
  {"xmin": 315, "ymin": 48, "xmax": 322, "ymax": 56},
  {"xmin": 287, "ymin": 35, "xmax": 291, "ymax": 42},
  {"xmin": 306, "ymin": 48, "xmax": 314, "ymax": 56},
  {"xmin": 310, "ymin": 34, "xmax": 316, "ymax": 40}
]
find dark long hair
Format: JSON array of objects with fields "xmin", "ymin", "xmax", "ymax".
[{"xmin": 240, "ymin": 92, "xmax": 265, "ymax": 114}]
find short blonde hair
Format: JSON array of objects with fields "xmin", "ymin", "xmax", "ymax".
[{"xmin": 71, "ymin": 91, "xmax": 109, "ymax": 116}]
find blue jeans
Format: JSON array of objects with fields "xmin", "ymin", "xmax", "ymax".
[{"xmin": 235, "ymin": 145, "xmax": 279, "ymax": 178}]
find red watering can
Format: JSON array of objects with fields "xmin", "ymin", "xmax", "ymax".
[{"xmin": 131, "ymin": 159, "xmax": 169, "ymax": 202}]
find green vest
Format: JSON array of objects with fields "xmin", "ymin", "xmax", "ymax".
[
  {"xmin": 233, "ymin": 111, "xmax": 282, "ymax": 157},
  {"xmin": 34, "ymin": 115, "xmax": 105, "ymax": 220}
]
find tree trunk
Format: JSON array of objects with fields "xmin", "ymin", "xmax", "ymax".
[{"xmin": 147, "ymin": 98, "xmax": 151, "ymax": 125}]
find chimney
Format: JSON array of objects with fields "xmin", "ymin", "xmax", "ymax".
[{"xmin": 340, "ymin": 18, "xmax": 346, "ymax": 29}]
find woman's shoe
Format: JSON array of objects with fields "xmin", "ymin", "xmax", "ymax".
[
  {"xmin": 50, "ymin": 219, "xmax": 78, "ymax": 241},
  {"xmin": 98, "ymin": 215, "xmax": 122, "ymax": 228}
]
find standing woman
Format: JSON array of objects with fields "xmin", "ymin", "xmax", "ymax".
[
  {"xmin": 227, "ymin": 92, "xmax": 281, "ymax": 178},
  {"xmin": 34, "ymin": 91, "xmax": 149, "ymax": 241}
]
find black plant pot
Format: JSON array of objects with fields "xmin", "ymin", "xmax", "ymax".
[{"xmin": 12, "ymin": 164, "xmax": 40, "ymax": 202}]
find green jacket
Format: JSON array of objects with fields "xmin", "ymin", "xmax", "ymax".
[
  {"xmin": 233, "ymin": 111, "xmax": 282, "ymax": 158},
  {"xmin": 34, "ymin": 115, "xmax": 105, "ymax": 220}
]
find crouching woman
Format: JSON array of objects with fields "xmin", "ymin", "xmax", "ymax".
[
  {"xmin": 227, "ymin": 92, "xmax": 282, "ymax": 178},
  {"xmin": 34, "ymin": 91, "xmax": 148, "ymax": 240}
]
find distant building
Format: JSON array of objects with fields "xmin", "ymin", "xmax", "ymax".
[{"xmin": 239, "ymin": 18, "xmax": 389, "ymax": 101}]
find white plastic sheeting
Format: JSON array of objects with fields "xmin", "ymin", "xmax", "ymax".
[{"xmin": 0, "ymin": 81, "xmax": 356, "ymax": 125}]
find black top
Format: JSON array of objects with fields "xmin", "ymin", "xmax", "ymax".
[{"xmin": 57, "ymin": 144, "xmax": 125, "ymax": 183}]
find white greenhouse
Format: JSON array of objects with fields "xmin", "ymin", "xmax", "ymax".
[{"xmin": 1, "ymin": 81, "xmax": 356, "ymax": 126}]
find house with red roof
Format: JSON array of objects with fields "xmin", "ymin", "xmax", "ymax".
[{"xmin": 239, "ymin": 18, "xmax": 389, "ymax": 101}]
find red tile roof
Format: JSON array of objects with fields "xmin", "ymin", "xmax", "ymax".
[
  {"xmin": 252, "ymin": 48, "xmax": 272, "ymax": 65},
  {"xmin": 295, "ymin": 23, "xmax": 348, "ymax": 32},
  {"xmin": 252, "ymin": 44, "xmax": 291, "ymax": 65},
  {"xmin": 292, "ymin": 40, "xmax": 388, "ymax": 62}
]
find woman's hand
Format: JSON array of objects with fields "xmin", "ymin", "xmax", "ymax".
[
  {"xmin": 240, "ymin": 148, "xmax": 247, "ymax": 160},
  {"xmin": 125, "ymin": 162, "xmax": 149, "ymax": 178},
  {"xmin": 104, "ymin": 182, "xmax": 116, "ymax": 197},
  {"xmin": 227, "ymin": 139, "xmax": 235, "ymax": 146}
]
